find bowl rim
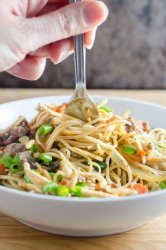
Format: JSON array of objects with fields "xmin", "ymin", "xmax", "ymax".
[
  {"xmin": 0, "ymin": 95, "xmax": 165, "ymax": 203},
  {"xmin": 0, "ymin": 95, "xmax": 165, "ymax": 110}
]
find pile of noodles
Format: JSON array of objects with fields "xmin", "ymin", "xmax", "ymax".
[{"xmin": 0, "ymin": 100, "xmax": 166, "ymax": 198}]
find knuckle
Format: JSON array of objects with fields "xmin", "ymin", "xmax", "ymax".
[
  {"xmin": 57, "ymin": 12, "xmax": 73, "ymax": 37},
  {"xmin": 16, "ymin": 18, "xmax": 35, "ymax": 52}
]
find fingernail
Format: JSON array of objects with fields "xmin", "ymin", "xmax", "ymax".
[
  {"xmin": 53, "ymin": 40, "xmax": 73, "ymax": 64},
  {"xmin": 83, "ymin": 1, "xmax": 109, "ymax": 26},
  {"xmin": 59, "ymin": 40, "xmax": 72, "ymax": 61},
  {"xmin": 54, "ymin": 51, "xmax": 73, "ymax": 65},
  {"xmin": 86, "ymin": 28, "xmax": 97, "ymax": 50}
]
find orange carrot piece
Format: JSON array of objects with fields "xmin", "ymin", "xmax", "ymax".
[
  {"xmin": 0, "ymin": 163, "xmax": 6, "ymax": 175},
  {"xmin": 54, "ymin": 103, "xmax": 67, "ymax": 113},
  {"xmin": 132, "ymin": 183, "xmax": 148, "ymax": 194},
  {"xmin": 139, "ymin": 150, "xmax": 145, "ymax": 157}
]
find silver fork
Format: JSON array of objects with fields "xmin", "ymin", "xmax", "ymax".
[{"xmin": 64, "ymin": 0, "xmax": 99, "ymax": 122}]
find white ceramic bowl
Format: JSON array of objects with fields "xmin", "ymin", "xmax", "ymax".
[{"xmin": 0, "ymin": 96, "xmax": 165, "ymax": 237}]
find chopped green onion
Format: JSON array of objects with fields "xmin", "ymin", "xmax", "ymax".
[
  {"xmin": 43, "ymin": 182, "xmax": 58, "ymax": 193},
  {"xmin": 9, "ymin": 163, "xmax": 23, "ymax": 173},
  {"xmin": 57, "ymin": 174, "xmax": 63, "ymax": 182},
  {"xmin": 55, "ymin": 186, "xmax": 69, "ymax": 197},
  {"xmin": 159, "ymin": 182, "xmax": 166, "ymax": 190},
  {"xmin": 97, "ymin": 161, "xmax": 108, "ymax": 170},
  {"xmin": 158, "ymin": 144, "xmax": 166, "ymax": 149},
  {"xmin": 0, "ymin": 156, "xmax": 13, "ymax": 168},
  {"xmin": 24, "ymin": 174, "xmax": 33, "ymax": 184},
  {"xmin": 93, "ymin": 161, "xmax": 108, "ymax": 171},
  {"xmin": 39, "ymin": 124, "xmax": 54, "ymax": 136},
  {"xmin": 84, "ymin": 161, "xmax": 108, "ymax": 171},
  {"xmin": 39, "ymin": 153, "xmax": 52, "ymax": 164},
  {"xmin": 123, "ymin": 145, "xmax": 136, "ymax": 155},
  {"xmin": 50, "ymin": 172, "xmax": 55, "ymax": 179},
  {"xmin": 70, "ymin": 186, "xmax": 83, "ymax": 197},
  {"xmin": 30, "ymin": 144, "xmax": 40, "ymax": 154},
  {"xmin": 0, "ymin": 155, "xmax": 23, "ymax": 173},
  {"xmin": 100, "ymin": 106, "xmax": 112, "ymax": 113},
  {"xmin": 12, "ymin": 155, "xmax": 21, "ymax": 165},
  {"xmin": 9, "ymin": 155, "xmax": 23, "ymax": 173},
  {"xmin": 76, "ymin": 182, "xmax": 86, "ymax": 187}
]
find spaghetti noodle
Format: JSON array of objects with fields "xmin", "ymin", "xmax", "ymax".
[{"xmin": 0, "ymin": 101, "xmax": 165, "ymax": 198}]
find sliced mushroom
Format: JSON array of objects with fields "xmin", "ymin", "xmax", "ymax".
[{"xmin": 0, "ymin": 116, "xmax": 29, "ymax": 146}]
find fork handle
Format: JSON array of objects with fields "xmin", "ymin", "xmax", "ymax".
[
  {"xmin": 74, "ymin": 34, "xmax": 86, "ymax": 87},
  {"xmin": 69, "ymin": 0, "xmax": 86, "ymax": 93}
]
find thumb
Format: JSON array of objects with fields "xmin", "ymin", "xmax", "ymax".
[{"xmin": 25, "ymin": 1, "xmax": 109, "ymax": 52}]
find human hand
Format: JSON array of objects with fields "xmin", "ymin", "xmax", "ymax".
[{"xmin": 0, "ymin": 0, "xmax": 108, "ymax": 80}]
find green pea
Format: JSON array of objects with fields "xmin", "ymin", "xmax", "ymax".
[
  {"xmin": 43, "ymin": 182, "xmax": 58, "ymax": 193},
  {"xmin": 55, "ymin": 186, "xmax": 69, "ymax": 197},
  {"xmin": 159, "ymin": 182, "xmax": 166, "ymax": 190},
  {"xmin": 70, "ymin": 186, "xmax": 83, "ymax": 197}
]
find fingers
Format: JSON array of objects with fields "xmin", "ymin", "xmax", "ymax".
[
  {"xmin": 85, "ymin": 28, "xmax": 97, "ymax": 49},
  {"xmin": 36, "ymin": 1, "xmax": 68, "ymax": 16},
  {"xmin": 30, "ymin": 39, "xmax": 73, "ymax": 64},
  {"xmin": 8, "ymin": 56, "xmax": 46, "ymax": 80},
  {"xmin": 27, "ymin": 0, "xmax": 67, "ymax": 17},
  {"xmin": 27, "ymin": 0, "xmax": 48, "ymax": 17},
  {"xmin": 29, "ymin": 28, "xmax": 97, "ymax": 64},
  {"xmin": 25, "ymin": 1, "xmax": 109, "ymax": 52}
]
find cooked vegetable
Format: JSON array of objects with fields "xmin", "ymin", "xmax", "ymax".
[
  {"xmin": 12, "ymin": 155, "xmax": 21, "ymax": 165},
  {"xmin": 30, "ymin": 144, "xmax": 40, "ymax": 154},
  {"xmin": 49, "ymin": 160, "xmax": 59, "ymax": 171},
  {"xmin": 50, "ymin": 172, "xmax": 55, "ymax": 179},
  {"xmin": 55, "ymin": 186, "xmax": 69, "ymax": 197},
  {"xmin": 0, "ymin": 116, "xmax": 29, "ymax": 146},
  {"xmin": 9, "ymin": 163, "xmax": 23, "ymax": 173},
  {"xmin": 76, "ymin": 182, "xmax": 86, "ymax": 187},
  {"xmin": 132, "ymin": 184, "xmax": 148, "ymax": 194},
  {"xmin": 3, "ymin": 143, "xmax": 25, "ymax": 157},
  {"xmin": 70, "ymin": 186, "xmax": 83, "ymax": 197},
  {"xmin": 100, "ymin": 106, "xmax": 112, "ymax": 113},
  {"xmin": 43, "ymin": 182, "xmax": 58, "ymax": 193},
  {"xmin": 54, "ymin": 103, "xmax": 67, "ymax": 113},
  {"xmin": 0, "ymin": 155, "xmax": 23, "ymax": 173},
  {"xmin": 57, "ymin": 174, "xmax": 63, "ymax": 182},
  {"xmin": 159, "ymin": 182, "xmax": 166, "ymax": 190},
  {"xmin": 43, "ymin": 182, "xmax": 69, "ymax": 197},
  {"xmin": 39, "ymin": 153, "xmax": 52, "ymax": 164},
  {"xmin": 39, "ymin": 124, "xmax": 53, "ymax": 136},
  {"xmin": 0, "ymin": 156, "xmax": 13, "ymax": 168},
  {"xmin": 93, "ymin": 161, "xmax": 108, "ymax": 171},
  {"xmin": 158, "ymin": 144, "xmax": 166, "ymax": 149},
  {"xmin": 27, "ymin": 158, "xmax": 37, "ymax": 169},
  {"xmin": 0, "ymin": 163, "xmax": 5, "ymax": 175},
  {"xmin": 123, "ymin": 145, "xmax": 136, "ymax": 155},
  {"xmin": 24, "ymin": 174, "xmax": 33, "ymax": 184},
  {"xmin": 0, "ymin": 100, "xmax": 166, "ymax": 199}
]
